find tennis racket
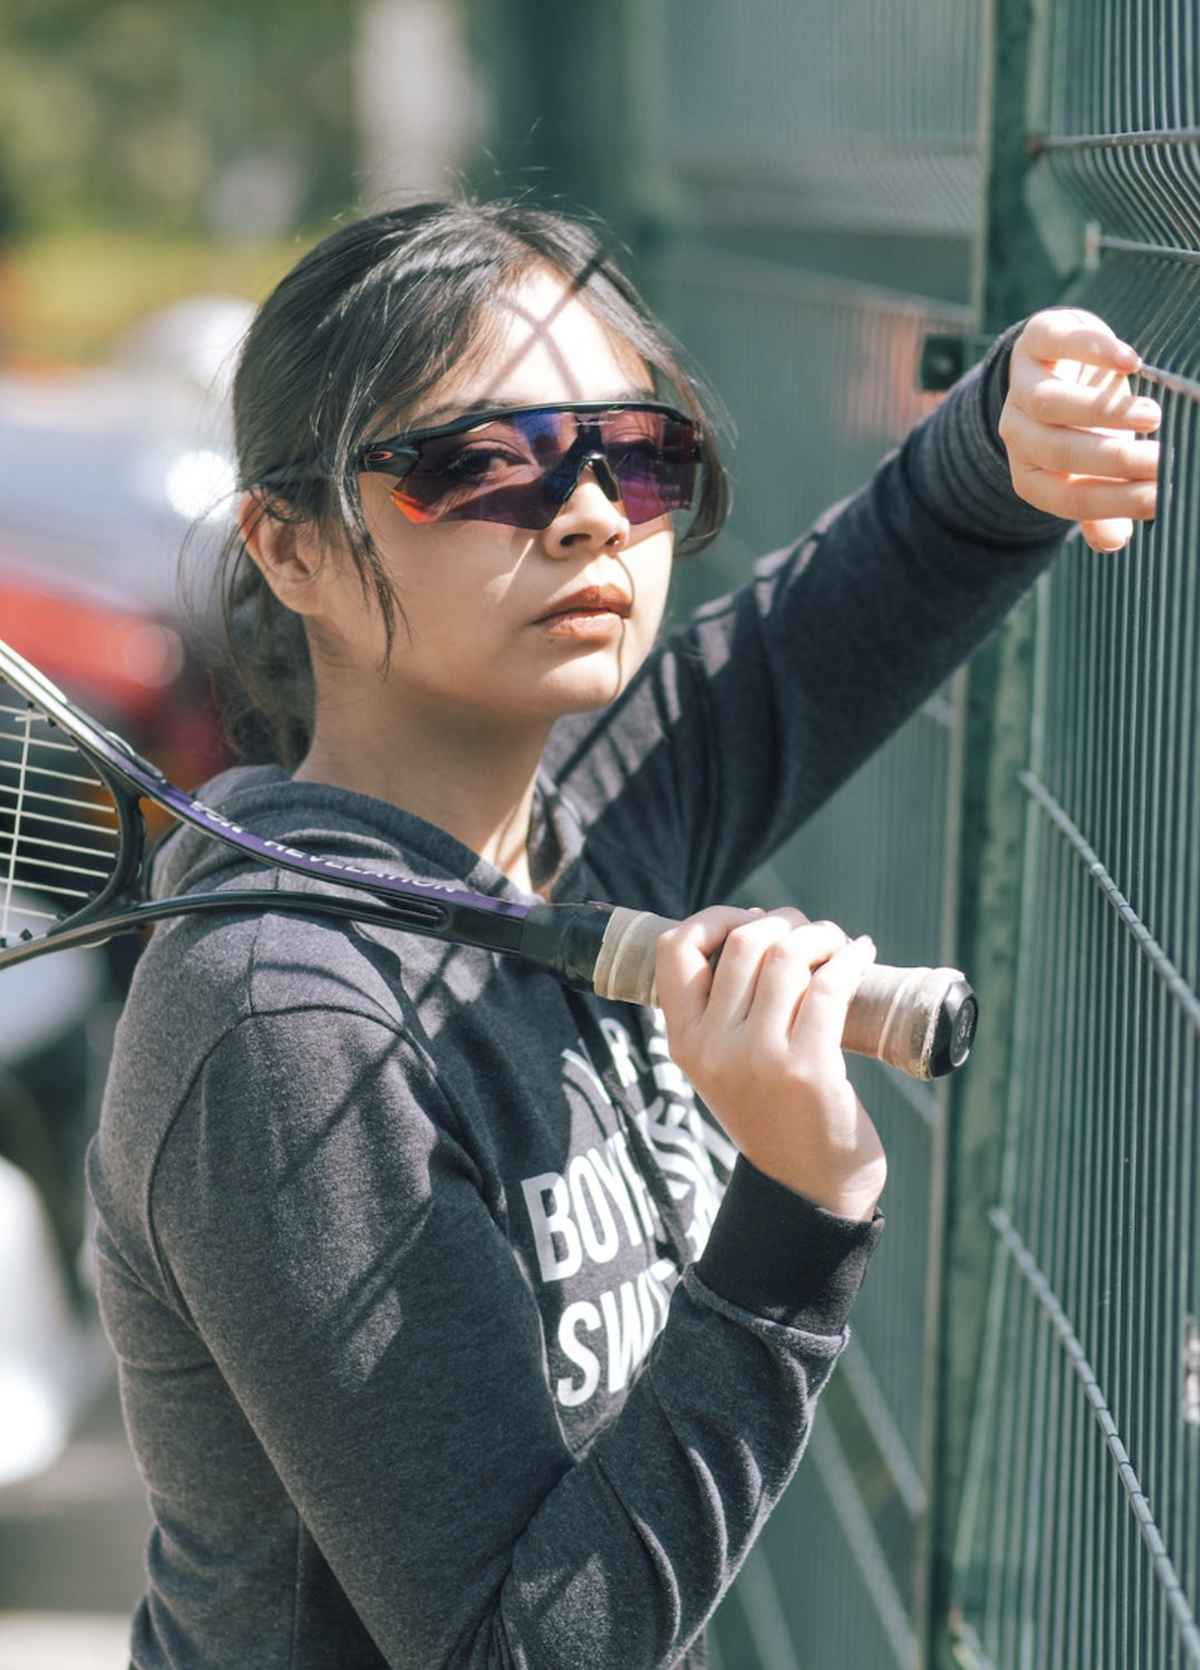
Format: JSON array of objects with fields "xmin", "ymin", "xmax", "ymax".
[{"xmin": 0, "ymin": 635, "xmax": 977, "ymax": 1080}]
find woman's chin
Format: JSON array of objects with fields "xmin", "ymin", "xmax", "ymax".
[{"xmin": 530, "ymin": 648, "xmax": 644, "ymax": 714}]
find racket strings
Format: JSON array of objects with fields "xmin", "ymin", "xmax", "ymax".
[{"xmin": 0, "ymin": 692, "xmax": 120, "ymax": 944}]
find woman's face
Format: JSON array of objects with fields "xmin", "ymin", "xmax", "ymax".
[{"xmin": 310, "ymin": 266, "xmax": 677, "ymax": 730}]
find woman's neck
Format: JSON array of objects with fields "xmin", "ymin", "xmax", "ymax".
[{"xmin": 293, "ymin": 686, "xmax": 552, "ymax": 896}]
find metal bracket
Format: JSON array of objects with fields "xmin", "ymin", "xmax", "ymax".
[
  {"xmin": 918, "ymin": 333, "xmax": 996, "ymax": 393},
  {"xmin": 1182, "ymin": 1315, "xmax": 1200, "ymax": 1426},
  {"xmin": 944, "ymin": 1607, "xmax": 997, "ymax": 1669},
  {"xmin": 1083, "ymin": 218, "xmax": 1103, "ymax": 272}
]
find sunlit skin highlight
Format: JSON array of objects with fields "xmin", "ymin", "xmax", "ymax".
[{"xmin": 240, "ymin": 268, "xmax": 676, "ymax": 894}]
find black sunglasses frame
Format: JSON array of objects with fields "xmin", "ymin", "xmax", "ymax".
[{"xmin": 355, "ymin": 400, "xmax": 700, "ymax": 478}]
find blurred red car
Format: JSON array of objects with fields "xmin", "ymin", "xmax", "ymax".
[{"xmin": 0, "ymin": 299, "xmax": 252, "ymax": 789}]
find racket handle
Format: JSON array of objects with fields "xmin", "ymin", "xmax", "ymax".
[{"xmin": 591, "ymin": 907, "xmax": 977, "ymax": 1081}]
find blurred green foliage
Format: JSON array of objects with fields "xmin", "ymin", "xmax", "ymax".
[
  {"xmin": 5, "ymin": 229, "xmax": 310, "ymax": 364},
  {"xmin": 0, "ymin": 0, "xmax": 358, "ymax": 238}
]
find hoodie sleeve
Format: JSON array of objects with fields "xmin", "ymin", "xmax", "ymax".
[
  {"xmin": 549, "ymin": 319, "xmax": 1073, "ymax": 910},
  {"xmin": 146, "ymin": 1004, "xmax": 881, "ymax": 1670}
]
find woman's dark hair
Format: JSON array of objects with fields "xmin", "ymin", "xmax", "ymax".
[{"xmin": 211, "ymin": 198, "xmax": 731, "ymax": 766}]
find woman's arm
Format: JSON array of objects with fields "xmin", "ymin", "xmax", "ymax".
[
  {"xmin": 547, "ymin": 314, "xmax": 1157, "ymax": 911},
  {"xmin": 142, "ymin": 1002, "xmax": 881, "ymax": 1669}
]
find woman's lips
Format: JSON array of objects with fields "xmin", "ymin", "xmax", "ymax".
[
  {"xmin": 534, "ymin": 584, "xmax": 632, "ymax": 639},
  {"xmin": 539, "ymin": 608, "xmax": 626, "ymax": 639}
]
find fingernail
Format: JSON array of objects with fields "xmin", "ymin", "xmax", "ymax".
[
  {"xmin": 1133, "ymin": 399, "xmax": 1162, "ymax": 422},
  {"xmin": 854, "ymin": 934, "xmax": 876, "ymax": 952},
  {"xmin": 1118, "ymin": 343, "xmax": 1141, "ymax": 369}
]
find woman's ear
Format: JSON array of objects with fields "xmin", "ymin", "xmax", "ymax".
[{"xmin": 237, "ymin": 491, "xmax": 329, "ymax": 618}]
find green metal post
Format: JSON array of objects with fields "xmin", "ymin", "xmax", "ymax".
[
  {"xmin": 468, "ymin": 0, "xmax": 647, "ymax": 242},
  {"xmin": 925, "ymin": 0, "xmax": 1064, "ymax": 1664}
]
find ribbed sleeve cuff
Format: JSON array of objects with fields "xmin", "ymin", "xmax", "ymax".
[
  {"xmin": 905, "ymin": 316, "xmax": 1074, "ymax": 548},
  {"xmin": 696, "ymin": 1155, "xmax": 885, "ymax": 1335}
]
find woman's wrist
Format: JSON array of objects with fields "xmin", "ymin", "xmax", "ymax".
[
  {"xmin": 697, "ymin": 1154, "xmax": 885, "ymax": 1330},
  {"xmin": 747, "ymin": 1153, "xmax": 886, "ymax": 1223}
]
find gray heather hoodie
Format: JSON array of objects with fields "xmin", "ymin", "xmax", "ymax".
[{"xmin": 88, "ymin": 321, "xmax": 1070, "ymax": 1669}]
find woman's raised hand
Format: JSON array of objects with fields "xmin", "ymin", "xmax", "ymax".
[
  {"xmin": 999, "ymin": 306, "xmax": 1161, "ymax": 554},
  {"xmin": 655, "ymin": 907, "xmax": 887, "ymax": 1223}
]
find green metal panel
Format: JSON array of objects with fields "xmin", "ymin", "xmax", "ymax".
[
  {"xmin": 630, "ymin": 6, "xmax": 986, "ymax": 1664},
  {"xmin": 925, "ymin": 0, "xmax": 1064, "ymax": 1657},
  {"xmin": 639, "ymin": 241, "xmax": 972, "ymax": 1670}
]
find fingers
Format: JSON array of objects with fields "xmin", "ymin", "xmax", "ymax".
[
  {"xmin": 654, "ymin": 905, "xmax": 760, "ymax": 1034},
  {"xmin": 1006, "ymin": 351, "xmax": 1162, "ymax": 432},
  {"xmin": 999, "ymin": 403, "xmax": 1160, "ymax": 482},
  {"xmin": 789, "ymin": 933, "xmax": 879, "ymax": 1062},
  {"xmin": 1079, "ymin": 515, "xmax": 1135, "ymax": 553},
  {"xmin": 1002, "ymin": 327, "xmax": 1162, "ymax": 545},
  {"xmin": 745, "ymin": 920, "xmax": 851, "ymax": 1039},
  {"xmin": 704, "ymin": 912, "xmax": 846, "ymax": 1032},
  {"xmin": 1008, "ymin": 461, "xmax": 1159, "ymax": 525},
  {"xmin": 1014, "ymin": 307, "xmax": 1141, "ymax": 374},
  {"xmin": 654, "ymin": 906, "xmax": 849, "ymax": 1042}
]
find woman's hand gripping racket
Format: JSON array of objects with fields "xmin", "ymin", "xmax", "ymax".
[{"xmin": 0, "ymin": 635, "xmax": 977, "ymax": 1081}]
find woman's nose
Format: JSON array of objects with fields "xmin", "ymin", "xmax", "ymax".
[{"xmin": 541, "ymin": 465, "xmax": 630, "ymax": 556}]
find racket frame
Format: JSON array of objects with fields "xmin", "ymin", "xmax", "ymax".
[{"xmin": 0, "ymin": 636, "xmax": 976, "ymax": 1080}]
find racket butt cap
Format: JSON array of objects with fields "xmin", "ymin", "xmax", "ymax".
[{"xmin": 929, "ymin": 978, "xmax": 977, "ymax": 1077}]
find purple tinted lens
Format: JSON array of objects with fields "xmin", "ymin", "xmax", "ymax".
[
  {"xmin": 606, "ymin": 421, "xmax": 697, "ymax": 524},
  {"xmin": 394, "ymin": 432, "xmax": 554, "ymax": 526},
  {"xmin": 394, "ymin": 409, "xmax": 697, "ymax": 529}
]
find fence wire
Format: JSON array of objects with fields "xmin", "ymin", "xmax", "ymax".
[{"xmin": 657, "ymin": 0, "xmax": 982, "ymax": 239}]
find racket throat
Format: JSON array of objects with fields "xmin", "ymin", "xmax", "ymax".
[{"xmin": 518, "ymin": 901, "xmax": 612, "ymax": 993}]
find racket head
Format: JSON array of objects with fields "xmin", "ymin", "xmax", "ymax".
[
  {"xmin": 0, "ymin": 646, "xmax": 145, "ymax": 962},
  {"xmin": 0, "ymin": 634, "xmax": 533, "ymax": 972}
]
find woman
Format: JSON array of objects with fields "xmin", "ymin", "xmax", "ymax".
[{"xmin": 88, "ymin": 200, "xmax": 1159, "ymax": 1669}]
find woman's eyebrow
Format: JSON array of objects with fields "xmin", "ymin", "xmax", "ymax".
[{"xmin": 410, "ymin": 389, "xmax": 658, "ymax": 426}]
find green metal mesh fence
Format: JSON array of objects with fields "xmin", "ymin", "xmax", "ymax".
[
  {"xmin": 487, "ymin": 0, "xmax": 1198, "ymax": 1660},
  {"xmin": 946, "ymin": 3, "xmax": 1200, "ymax": 1663},
  {"xmin": 640, "ymin": 2, "xmax": 1200, "ymax": 1665}
]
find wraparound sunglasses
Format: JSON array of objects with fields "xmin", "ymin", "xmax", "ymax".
[{"xmin": 355, "ymin": 401, "xmax": 701, "ymax": 529}]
